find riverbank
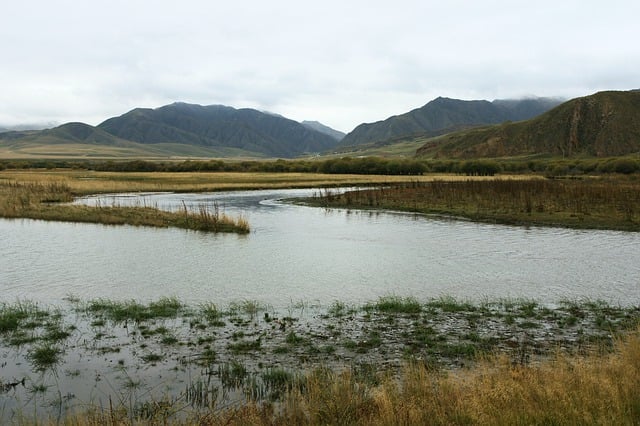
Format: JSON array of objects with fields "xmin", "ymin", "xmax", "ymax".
[
  {"xmin": 0, "ymin": 179, "xmax": 250, "ymax": 233},
  {"xmin": 1, "ymin": 296, "xmax": 638, "ymax": 424},
  {"xmin": 303, "ymin": 177, "xmax": 640, "ymax": 231},
  {"xmin": 0, "ymin": 169, "xmax": 536, "ymax": 234}
]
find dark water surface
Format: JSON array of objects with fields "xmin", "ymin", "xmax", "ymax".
[{"xmin": 2, "ymin": 188, "xmax": 639, "ymax": 307}]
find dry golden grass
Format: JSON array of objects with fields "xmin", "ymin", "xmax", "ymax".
[
  {"xmin": 0, "ymin": 169, "xmax": 538, "ymax": 195},
  {"xmin": 310, "ymin": 177, "xmax": 640, "ymax": 231},
  {"xmin": 31, "ymin": 328, "xmax": 640, "ymax": 425},
  {"xmin": 0, "ymin": 176, "xmax": 250, "ymax": 233}
]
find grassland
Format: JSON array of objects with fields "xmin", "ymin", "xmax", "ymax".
[
  {"xmin": 306, "ymin": 176, "xmax": 640, "ymax": 231},
  {"xmin": 1, "ymin": 296, "xmax": 638, "ymax": 425},
  {"xmin": 0, "ymin": 169, "xmax": 499, "ymax": 194}
]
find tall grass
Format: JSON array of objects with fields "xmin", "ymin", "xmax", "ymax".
[
  {"xmin": 0, "ymin": 179, "xmax": 250, "ymax": 233},
  {"xmin": 311, "ymin": 177, "xmax": 640, "ymax": 231}
]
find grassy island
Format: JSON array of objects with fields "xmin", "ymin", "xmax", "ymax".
[
  {"xmin": 0, "ymin": 172, "xmax": 250, "ymax": 233},
  {"xmin": 305, "ymin": 176, "xmax": 640, "ymax": 231}
]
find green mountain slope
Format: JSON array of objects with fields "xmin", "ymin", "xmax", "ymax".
[
  {"xmin": 98, "ymin": 103, "xmax": 339, "ymax": 157},
  {"xmin": 338, "ymin": 97, "xmax": 562, "ymax": 149},
  {"xmin": 416, "ymin": 91, "xmax": 640, "ymax": 158},
  {"xmin": 301, "ymin": 121, "xmax": 345, "ymax": 141}
]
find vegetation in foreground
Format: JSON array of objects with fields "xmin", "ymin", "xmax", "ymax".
[
  {"xmin": 1, "ymin": 296, "xmax": 638, "ymax": 425},
  {"xmin": 0, "ymin": 179, "xmax": 249, "ymax": 233},
  {"xmin": 306, "ymin": 177, "xmax": 640, "ymax": 231}
]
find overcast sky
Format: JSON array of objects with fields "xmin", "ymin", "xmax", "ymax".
[{"xmin": 1, "ymin": 1, "xmax": 638, "ymax": 132}]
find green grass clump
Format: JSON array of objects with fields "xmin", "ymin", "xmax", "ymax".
[
  {"xmin": 368, "ymin": 296, "xmax": 422, "ymax": 314},
  {"xmin": 427, "ymin": 295, "xmax": 476, "ymax": 313},
  {"xmin": 0, "ymin": 301, "xmax": 49, "ymax": 334},
  {"xmin": 86, "ymin": 297, "xmax": 183, "ymax": 323},
  {"xmin": 28, "ymin": 344, "xmax": 62, "ymax": 371}
]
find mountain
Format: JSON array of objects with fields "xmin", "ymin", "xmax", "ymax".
[
  {"xmin": 415, "ymin": 90, "xmax": 640, "ymax": 158},
  {"xmin": 338, "ymin": 97, "xmax": 563, "ymax": 149},
  {"xmin": 301, "ymin": 121, "xmax": 345, "ymax": 141},
  {"xmin": 97, "ymin": 103, "xmax": 340, "ymax": 157}
]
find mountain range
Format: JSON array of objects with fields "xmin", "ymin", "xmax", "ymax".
[
  {"xmin": 97, "ymin": 103, "xmax": 341, "ymax": 157},
  {"xmin": 337, "ymin": 97, "xmax": 563, "ymax": 149},
  {"xmin": 415, "ymin": 90, "xmax": 640, "ymax": 158},
  {"xmin": 0, "ymin": 103, "xmax": 342, "ymax": 158},
  {"xmin": 2, "ymin": 91, "xmax": 638, "ymax": 160}
]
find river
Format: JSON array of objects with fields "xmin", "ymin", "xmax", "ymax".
[{"xmin": 1, "ymin": 188, "xmax": 639, "ymax": 307}]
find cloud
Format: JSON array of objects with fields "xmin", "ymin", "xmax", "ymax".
[{"xmin": 1, "ymin": 0, "xmax": 639, "ymax": 132}]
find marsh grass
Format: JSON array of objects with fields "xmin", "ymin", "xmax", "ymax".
[
  {"xmin": 27, "ymin": 343, "xmax": 62, "ymax": 372},
  {"xmin": 218, "ymin": 360, "xmax": 248, "ymax": 389},
  {"xmin": 84, "ymin": 297, "xmax": 183, "ymax": 323},
  {"xmin": 4, "ymin": 296, "xmax": 640, "ymax": 424},
  {"xmin": 426, "ymin": 295, "xmax": 476, "ymax": 313},
  {"xmin": 365, "ymin": 296, "xmax": 422, "ymax": 314},
  {"xmin": 309, "ymin": 177, "xmax": 640, "ymax": 231},
  {"xmin": 0, "ymin": 178, "xmax": 250, "ymax": 234}
]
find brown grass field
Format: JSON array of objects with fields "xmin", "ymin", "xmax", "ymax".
[{"xmin": 0, "ymin": 169, "xmax": 527, "ymax": 194}]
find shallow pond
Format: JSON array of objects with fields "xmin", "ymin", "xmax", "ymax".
[{"xmin": 1, "ymin": 187, "xmax": 639, "ymax": 308}]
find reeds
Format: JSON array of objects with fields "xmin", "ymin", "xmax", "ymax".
[
  {"xmin": 310, "ymin": 177, "xmax": 640, "ymax": 231},
  {"xmin": 0, "ymin": 179, "xmax": 250, "ymax": 234}
]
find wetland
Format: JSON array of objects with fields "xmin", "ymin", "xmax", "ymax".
[{"xmin": 1, "ymin": 170, "xmax": 639, "ymax": 424}]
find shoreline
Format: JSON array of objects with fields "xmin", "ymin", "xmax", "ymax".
[{"xmin": 1, "ymin": 296, "xmax": 638, "ymax": 422}]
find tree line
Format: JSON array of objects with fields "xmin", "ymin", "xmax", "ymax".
[{"xmin": 1, "ymin": 156, "xmax": 639, "ymax": 176}]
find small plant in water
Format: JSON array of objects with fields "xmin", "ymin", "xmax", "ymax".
[
  {"xmin": 28, "ymin": 343, "xmax": 62, "ymax": 371},
  {"xmin": 368, "ymin": 296, "xmax": 422, "ymax": 314}
]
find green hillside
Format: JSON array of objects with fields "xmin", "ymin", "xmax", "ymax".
[
  {"xmin": 0, "ymin": 103, "xmax": 343, "ymax": 159},
  {"xmin": 416, "ymin": 91, "xmax": 640, "ymax": 158},
  {"xmin": 339, "ymin": 97, "xmax": 562, "ymax": 149},
  {"xmin": 98, "ymin": 103, "xmax": 339, "ymax": 157}
]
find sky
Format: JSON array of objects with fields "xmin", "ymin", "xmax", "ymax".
[{"xmin": 1, "ymin": 1, "xmax": 639, "ymax": 133}]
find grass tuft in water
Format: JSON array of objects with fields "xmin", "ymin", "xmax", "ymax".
[
  {"xmin": 28, "ymin": 343, "xmax": 62, "ymax": 371},
  {"xmin": 367, "ymin": 296, "xmax": 422, "ymax": 314}
]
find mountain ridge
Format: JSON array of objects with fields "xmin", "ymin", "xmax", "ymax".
[
  {"xmin": 415, "ymin": 90, "xmax": 640, "ymax": 158},
  {"xmin": 338, "ymin": 96, "xmax": 563, "ymax": 149},
  {"xmin": 97, "ymin": 103, "xmax": 339, "ymax": 157}
]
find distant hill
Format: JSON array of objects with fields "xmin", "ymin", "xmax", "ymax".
[
  {"xmin": 97, "ymin": 103, "xmax": 339, "ymax": 157},
  {"xmin": 301, "ymin": 121, "xmax": 345, "ymax": 141},
  {"xmin": 416, "ymin": 91, "xmax": 640, "ymax": 158},
  {"xmin": 338, "ymin": 97, "xmax": 562, "ymax": 149},
  {"xmin": 0, "ymin": 123, "xmax": 57, "ymax": 133}
]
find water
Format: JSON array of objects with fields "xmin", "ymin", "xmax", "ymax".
[{"xmin": 1, "ymin": 188, "xmax": 639, "ymax": 308}]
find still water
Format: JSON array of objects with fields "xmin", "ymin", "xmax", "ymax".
[{"xmin": 1, "ymin": 188, "xmax": 639, "ymax": 307}]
